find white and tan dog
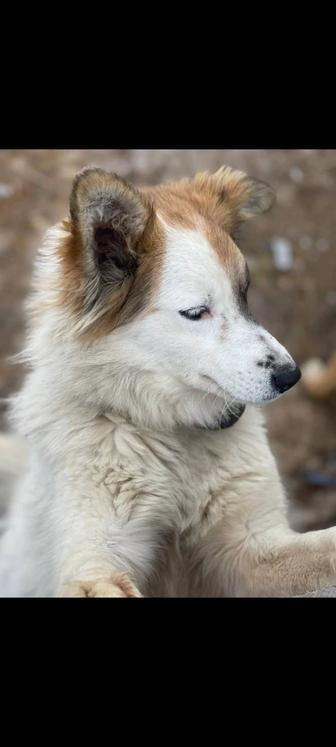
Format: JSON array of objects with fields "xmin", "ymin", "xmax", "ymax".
[{"xmin": 1, "ymin": 165, "xmax": 336, "ymax": 597}]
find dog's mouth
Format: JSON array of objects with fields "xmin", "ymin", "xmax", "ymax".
[
  {"xmin": 199, "ymin": 375, "xmax": 246, "ymax": 430},
  {"xmin": 206, "ymin": 402, "xmax": 246, "ymax": 430},
  {"xmin": 219, "ymin": 403, "xmax": 246, "ymax": 429}
]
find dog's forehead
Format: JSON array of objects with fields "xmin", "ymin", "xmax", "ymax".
[
  {"xmin": 157, "ymin": 206, "xmax": 244, "ymax": 274},
  {"xmin": 154, "ymin": 216, "xmax": 244, "ymax": 308},
  {"xmin": 143, "ymin": 181, "xmax": 245, "ymax": 277}
]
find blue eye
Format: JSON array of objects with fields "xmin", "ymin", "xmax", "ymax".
[{"xmin": 179, "ymin": 306, "xmax": 210, "ymax": 321}]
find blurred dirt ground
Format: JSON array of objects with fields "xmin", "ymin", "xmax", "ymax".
[{"xmin": 0, "ymin": 149, "xmax": 335, "ymax": 531}]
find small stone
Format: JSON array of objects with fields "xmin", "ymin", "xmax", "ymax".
[
  {"xmin": 270, "ymin": 237, "xmax": 293, "ymax": 271},
  {"xmin": 0, "ymin": 182, "xmax": 14, "ymax": 198},
  {"xmin": 289, "ymin": 166, "xmax": 304, "ymax": 184}
]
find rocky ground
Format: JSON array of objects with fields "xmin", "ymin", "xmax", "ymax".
[{"xmin": 0, "ymin": 149, "xmax": 335, "ymax": 536}]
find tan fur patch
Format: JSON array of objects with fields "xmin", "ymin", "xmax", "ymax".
[
  {"xmin": 56, "ymin": 218, "xmax": 86, "ymax": 316},
  {"xmin": 143, "ymin": 165, "xmax": 273, "ymax": 233},
  {"xmin": 33, "ymin": 166, "xmax": 271, "ymax": 340},
  {"xmin": 79, "ymin": 175, "xmax": 247, "ymax": 340},
  {"xmin": 144, "ymin": 173, "xmax": 247, "ymax": 282},
  {"xmin": 29, "ymin": 210, "xmax": 165, "ymax": 342},
  {"xmin": 79, "ymin": 204, "xmax": 166, "ymax": 341}
]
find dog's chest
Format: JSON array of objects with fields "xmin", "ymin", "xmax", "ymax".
[{"xmin": 85, "ymin": 422, "xmax": 234, "ymax": 539}]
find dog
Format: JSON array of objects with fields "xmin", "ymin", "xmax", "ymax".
[{"xmin": 1, "ymin": 163, "xmax": 336, "ymax": 598}]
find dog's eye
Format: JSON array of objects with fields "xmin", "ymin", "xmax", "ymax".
[{"xmin": 179, "ymin": 306, "xmax": 210, "ymax": 321}]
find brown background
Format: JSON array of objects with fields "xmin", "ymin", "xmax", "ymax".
[{"xmin": 0, "ymin": 149, "xmax": 335, "ymax": 530}]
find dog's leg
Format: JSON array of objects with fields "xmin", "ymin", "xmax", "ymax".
[
  {"xmin": 195, "ymin": 524, "xmax": 336, "ymax": 597},
  {"xmin": 52, "ymin": 495, "xmax": 155, "ymax": 598},
  {"xmin": 56, "ymin": 545, "xmax": 142, "ymax": 597},
  {"xmin": 54, "ymin": 513, "xmax": 154, "ymax": 598},
  {"xmin": 189, "ymin": 484, "xmax": 336, "ymax": 597},
  {"xmin": 1, "ymin": 497, "xmax": 146, "ymax": 597}
]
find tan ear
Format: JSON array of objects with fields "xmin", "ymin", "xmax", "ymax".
[
  {"xmin": 69, "ymin": 167, "xmax": 150, "ymax": 291},
  {"xmin": 193, "ymin": 165, "xmax": 275, "ymax": 231},
  {"xmin": 213, "ymin": 165, "xmax": 275, "ymax": 218}
]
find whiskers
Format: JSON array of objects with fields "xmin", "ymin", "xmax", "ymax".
[
  {"xmin": 219, "ymin": 390, "xmax": 241, "ymax": 421},
  {"xmin": 199, "ymin": 375, "xmax": 241, "ymax": 423}
]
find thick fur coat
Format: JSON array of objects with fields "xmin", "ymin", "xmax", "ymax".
[{"xmin": 1, "ymin": 165, "xmax": 336, "ymax": 597}]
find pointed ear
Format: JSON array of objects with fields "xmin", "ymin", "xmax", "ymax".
[
  {"xmin": 69, "ymin": 167, "xmax": 150, "ymax": 292},
  {"xmin": 194, "ymin": 165, "xmax": 275, "ymax": 231},
  {"xmin": 213, "ymin": 166, "xmax": 275, "ymax": 220}
]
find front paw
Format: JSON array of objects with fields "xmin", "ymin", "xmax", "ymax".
[{"xmin": 59, "ymin": 572, "xmax": 142, "ymax": 598}]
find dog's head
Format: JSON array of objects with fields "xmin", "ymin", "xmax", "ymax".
[{"xmin": 33, "ymin": 165, "xmax": 301, "ymax": 430}]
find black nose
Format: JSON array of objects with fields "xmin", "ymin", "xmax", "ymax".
[{"xmin": 272, "ymin": 365, "xmax": 301, "ymax": 394}]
